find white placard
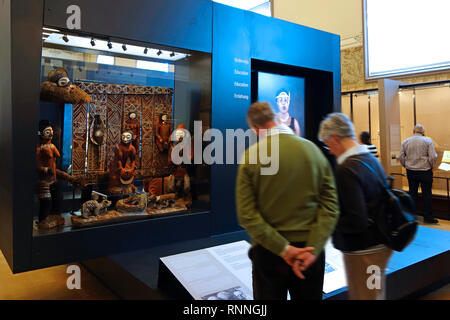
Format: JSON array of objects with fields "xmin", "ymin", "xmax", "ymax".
[
  {"xmin": 161, "ymin": 241, "xmax": 253, "ymax": 300},
  {"xmin": 438, "ymin": 163, "xmax": 450, "ymax": 172},
  {"xmin": 322, "ymin": 240, "xmax": 348, "ymax": 294},
  {"xmin": 160, "ymin": 240, "xmax": 347, "ymax": 299}
]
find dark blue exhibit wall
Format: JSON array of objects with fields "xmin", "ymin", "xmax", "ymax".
[
  {"xmin": 211, "ymin": 3, "xmax": 341, "ymax": 235},
  {"xmin": 44, "ymin": 0, "xmax": 212, "ymax": 53}
]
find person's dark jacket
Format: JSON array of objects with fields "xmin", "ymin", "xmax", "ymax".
[{"xmin": 332, "ymin": 152, "xmax": 386, "ymax": 252}]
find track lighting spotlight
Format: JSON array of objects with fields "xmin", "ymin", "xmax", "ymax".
[
  {"xmin": 107, "ymin": 41, "xmax": 113, "ymax": 49},
  {"xmin": 144, "ymin": 47, "xmax": 148, "ymax": 54},
  {"xmin": 122, "ymin": 44, "xmax": 127, "ymax": 51},
  {"xmin": 170, "ymin": 52, "xmax": 175, "ymax": 57},
  {"xmin": 43, "ymin": 27, "xmax": 60, "ymax": 33},
  {"xmin": 90, "ymin": 37, "xmax": 96, "ymax": 47},
  {"xmin": 157, "ymin": 50, "xmax": 162, "ymax": 56},
  {"xmin": 62, "ymin": 34, "xmax": 69, "ymax": 42}
]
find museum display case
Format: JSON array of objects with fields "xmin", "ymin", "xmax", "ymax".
[
  {"xmin": 397, "ymin": 82, "xmax": 450, "ymax": 198},
  {"xmin": 341, "ymin": 90, "xmax": 381, "ymax": 159},
  {"xmin": 343, "ymin": 83, "xmax": 450, "ymax": 209},
  {"xmin": 35, "ymin": 30, "xmax": 211, "ymax": 234},
  {"xmin": 0, "ymin": 0, "xmax": 340, "ymax": 273}
]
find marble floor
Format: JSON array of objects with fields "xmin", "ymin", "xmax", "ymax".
[{"xmin": 0, "ymin": 254, "xmax": 118, "ymax": 300}]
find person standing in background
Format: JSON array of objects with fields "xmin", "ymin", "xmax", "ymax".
[
  {"xmin": 318, "ymin": 113, "xmax": 393, "ymax": 300},
  {"xmin": 360, "ymin": 131, "xmax": 379, "ymax": 158},
  {"xmin": 399, "ymin": 124, "xmax": 438, "ymax": 224},
  {"xmin": 236, "ymin": 102, "xmax": 339, "ymax": 300}
]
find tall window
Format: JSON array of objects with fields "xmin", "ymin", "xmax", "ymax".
[{"xmin": 364, "ymin": 0, "xmax": 450, "ymax": 79}]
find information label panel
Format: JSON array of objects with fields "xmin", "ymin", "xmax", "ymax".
[{"xmin": 160, "ymin": 240, "xmax": 348, "ymax": 300}]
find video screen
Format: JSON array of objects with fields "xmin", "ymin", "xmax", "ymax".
[{"xmin": 256, "ymin": 72, "xmax": 305, "ymax": 137}]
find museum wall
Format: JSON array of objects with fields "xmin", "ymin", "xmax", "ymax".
[
  {"xmin": 272, "ymin": 0, "xmax": 363, "ymax": 40},
  {"xmin": 273, "ymin": 0, "xmax": 450, "ymax": 92},
  {"xmin": 341, "ymin": 46, "xmax": 450, "ymax": 92}
]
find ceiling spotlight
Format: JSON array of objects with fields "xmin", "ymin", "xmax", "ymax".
[
  {"xmin": 156, "ymin": 50, "xmax": 162, "ymax": 56},
  {"xmin": 122, "ymin": 44, "xmax": 127, "ymax": 51},
  {"xmin": 107, "ymin": 41, "xmax": 113, "ymax": 49},
  {"xmin": 170, "ymin": 52, "xmax": 175, "ymax": 57},
  {"xmin": 90, "ymin": 37, "xmax": 96, "ymax": 47},
  {"xmin": 144, "ymin": 47, "xmax": 148, "ymax": 54},
  {"xmin": 43, "ymin": 27, "xmax": 60, "ymax": 33},
  {"xmin": 62, "ymin": 34, "xmax": 69, "ymax": 43}
]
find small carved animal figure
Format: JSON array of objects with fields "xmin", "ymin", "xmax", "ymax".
[
  {"xmin": 81, "ymin": 199, "xmax": 112, "ymax": 219},
  {"xmin": 148, "ymin": 193, "xmax": 176, "ymax": 210}
]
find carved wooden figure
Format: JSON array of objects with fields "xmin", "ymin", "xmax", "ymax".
[
  {"xmin": 40, "ymin": 68, "xmax": 92, "ymax": 104},
  {"xmin": 156, "ymin": 114, "xmax": 172, "ymax": 153},
  {"xmin": 108, "ymin": 131, "xmax": 137, "ymax": 195},
  {"xmin": 36, "ymin": 121, "xmax": 60, "ymax": 223},
  {"xmin": 36, "ymin": 120, "xmax": 84, "ymax": 228},
  {"xmin": 125, "ymin": 112, "xmax": 140, "ymax": 153}
]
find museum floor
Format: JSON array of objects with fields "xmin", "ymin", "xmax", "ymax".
[{"xmin": 1, "ymin": 219, "xmax": 449, "ymax": 300}]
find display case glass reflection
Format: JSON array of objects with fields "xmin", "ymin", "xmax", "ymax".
[{"xmin": 35, "ymin": 30, "xmax": 211, "ymax": 234}]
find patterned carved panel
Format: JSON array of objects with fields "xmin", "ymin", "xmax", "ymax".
[
  {"xmin": 141, "ymin": 95, "xmax": 155, "ymax": 174},
  {"xmin": 75, "ymin": 82, "xmax": 173, "ymax": 95},
  {"xmin": 123, "ymin": 95, "xmax": 142, "ymax": 168},
  {"xmin": 106, "ymin": 95, "xmax": 123, "ymax": 170},
  {"xmin": 72, "ymin": 103, "xmax": 88, "ymax": 175},
  {"xmin": 152, "ymin": 94, "xmax": 174, "ymax": 177},
  {"xmin": 87, "ymin": 94, "xmax": 107, "ymax": 173},
  {"xmin": 71, "ymin": 82, "xmax": 174, "ymax": 179}
]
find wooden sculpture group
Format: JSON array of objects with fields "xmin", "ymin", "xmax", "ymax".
[{"xmin": 37, "ymin": 68, "xmax": 192, "ymax": 229}]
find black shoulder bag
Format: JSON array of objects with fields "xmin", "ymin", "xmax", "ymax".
[{"xmin": 352, "ymin": 158, "xmax": 418, "ymax": 252}]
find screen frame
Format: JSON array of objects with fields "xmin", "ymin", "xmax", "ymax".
[{"xmin": 363, "ymin": 0, "xmax": 450, "ymax": 80}]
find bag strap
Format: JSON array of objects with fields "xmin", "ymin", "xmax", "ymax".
[{"xmin": 349, "ymin": 157, "xmax": 389, "ymax": 190}]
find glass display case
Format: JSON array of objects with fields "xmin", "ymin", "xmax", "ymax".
[
  {"xmin": 1, "ymin": 0, "xmax": 340, "ymax": 273},
  {"xmin": 398, "ymin": 84, "xmax": 450, "ymax": 197},
  {"xmin": 341, "ymin": 91, "xmax": 381, "ymax": 159},
  {"xmin": 35, "ymin": 29, "xmax": 211, "ymax": 234}
]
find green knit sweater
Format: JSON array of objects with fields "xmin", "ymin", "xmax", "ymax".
[{"xmin": 236, "ymin": 132, "xmax": 339, "ymax": 256}]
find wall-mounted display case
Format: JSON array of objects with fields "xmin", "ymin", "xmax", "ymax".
[
  {"xmin": 341, "ymin": 90, "xmax": 381, "ymax": 159},
  {"xmin": 35, "ymin": 31, "xmax": 211, "ymax": 235},
  {"xmin": 0, "ymin": 0, "xmax": 340, "ymax": 273}
]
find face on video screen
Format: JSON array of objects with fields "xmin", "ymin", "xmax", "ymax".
[
  {"xmin": 257, "ymin": 72, "xmax": 305, "ymax": 137},
  {"xmin": 276, "ymin": 91, "xmax": 290, "ymax": 114}
]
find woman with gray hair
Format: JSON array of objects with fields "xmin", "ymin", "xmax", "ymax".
[{"xmin": 317, "ymin": 113, "xmax": 393, "ymax": 300}]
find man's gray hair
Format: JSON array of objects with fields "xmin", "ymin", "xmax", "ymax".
[
  {"xmin": 318, "ymin": 112, "xmax": 356, "ymax": 141},
  {"xmin": 414, "ymin": 124, "xmax": 425, "ymax": 135},
  {"xmin": 247, "ymin": 102, "xmax": 275, "ymax": 127}
]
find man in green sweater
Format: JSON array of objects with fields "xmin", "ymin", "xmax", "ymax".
[{"xmin": 236, "ymin": 102, "xmax": 339, "ymax": 300}]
